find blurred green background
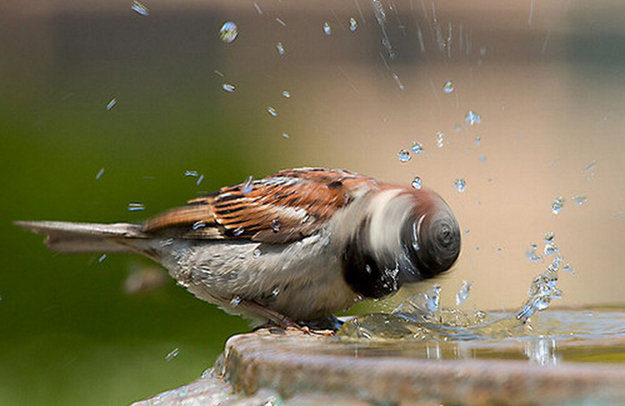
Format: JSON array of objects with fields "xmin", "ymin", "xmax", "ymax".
[{"xmin": 2, "ymin": 0, "xmax": 624, "ymax": 404}]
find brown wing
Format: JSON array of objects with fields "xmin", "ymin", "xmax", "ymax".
[{"xmin": 144, "ymin": 168, "xmax": 379, "ymax": 243}]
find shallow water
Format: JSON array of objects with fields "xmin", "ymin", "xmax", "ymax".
[{"xmin": 337, "ymin": 307, "xmax": 625, "ymax": 365}]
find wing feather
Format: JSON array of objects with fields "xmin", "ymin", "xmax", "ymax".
[{"xmin": 144, "ymin": 168, "xmax": 378, "ymax": 243}]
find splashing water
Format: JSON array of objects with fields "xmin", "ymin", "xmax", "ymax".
[
  {"xmin": 219, "ymin": 22, "xmax": 238, "ymax": 43},
  {"xmin": 572, "ymin": 195, "xmax": 587, "ymax": 206},
  {"xmin": 395, "ymin": 284, "xmax": 441, "ymax": 316},
  {"xmin": 222, "ymin": 83, "xmax": 236, "ymax": 93},
  {"xmin": 397, "ymin": 149, "xmax": 411, "ymax": 163},
  {"xmin": 323, "ymin": 22, "xmax": 332, "ymax": 36},
  {"xmin": 465, "ymin": 110, "xmax": 482, "ymax": 125},
  {"xmin": 106, "ymin": 98, "xmax": 117, "ymax": 110},
  {"xmin": 391, "ymin": 73, "xmax": 405, "ymax": 90},
  {"xmin": 339, "ymin": 232, "xmax": 572, "ymax": 344},
  {"xmin": 456, "ymin": 281, "xmax": 473, "ymax": 306},
  {"xmin": 516, "ymin": 254, "xmax": 563, "ymax": 322},
  {"xmin": 454, "ymin": 178, "xmax": 466, "ymax": 192},
  {"xmin": 544, "ymin": 241, "xmax": 559, "ymax": 256},
  {"xmin": 192, "ymin": 221, "xmax": 206, "ymax": 230},
  {"xmin": 410, "ymin": 142, "xmax": 424, "ymax": 154},
  {"xmin": 240, "ymin": 176, "xmax": 253, "ymax": 195},
  {"xmin": 349, "ymin": 18, "xmax": 359, "ymax": 32},
  {"xmin": 551, "ymin": 196, "xmax": 565, "ymax": 214},
  {"xmin": 131, "ymin": 1, "xmax": 149, "ymax": 16},
  {"xmin": 165, "ymin": 348, "xmax": 180, "ymax": 362},
  {"xmin": 526, "ymin": 244, "xmax": 543, "ymax": 262},
  {"xmin": 436, "ymin": 131, "xmax": 446, "ymax": 148},
  {"xmin": 370, "ymin": 0, "xmax": 394, "ymax": 59},
  {"xmin": 270, "ymin": 219, "xmax": 281, "ymax": 233},
  {"xmin": 411, "ymin": 176, "xmax": 422, "ymax": 190},
  {"xmin": 127, "ymin": 202, "xmax": 145, "ymax": 211}
]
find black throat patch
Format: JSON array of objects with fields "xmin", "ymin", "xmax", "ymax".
[{"xmin": 342, "ymin": 220, "xmax": 399, "ymax": 299}]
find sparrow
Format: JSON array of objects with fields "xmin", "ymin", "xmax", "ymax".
[{"xmin": 15, "ymin": 168, "xmax": 461, "ymax": 329}]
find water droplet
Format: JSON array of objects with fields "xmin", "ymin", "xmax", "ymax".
[
  {"xmin": 454, "ymin": 178, "xmax": 466, "ymax": 192},
  {"xmin": 551, "ymin": 196, "xmax": 565, "ymax": 215},
  {"xmin": 544, "ymin": 241, "xmax": 559, "ymax": 256},
  {"xmin": 479, "ymin": 155, "xmax": 486, "ymax": 163},
  {"xmin": 98, "ymin": 254, "xmax": 107, "ymax": 263},
  {"xmin": 271, "ymin": 287, "xmax": 280, "ymax": 296},
  {"xmin": 411, "ymin": 142, "xmax": 424, "ymax": 154},
  {"xmin": 95, "ymin": 168, "xmax": 105, "ymax": 180},
  {"xmin": 455, "ymin": 280, "xmax": 473, "ymax": 306},
  {"xmin": 526, "ymin": 244, "xmax": 543, "ymax": 262},
  {"xmin": 282, "ymin": 90, "xmax": 291, "ymax": 98},
  {"xmin": 443, "ymin": 81, "xmax": 454, "ymax": 93},
  {"xmin": 270, "ymin": 219, "xmax": 281, "ymax": 233},
  {"xmin": 230, "ymin": 296, "xmax": 242, "ymax": 307},
  {"xmin": 562, "ymin": 263, "xmax": 575, "ymax": 274},
  {"xmin": 583, "ymin": 161, "xmax": 597, "ymax": 173},
  {"xmin": 572, "ymin": 195, "xmax": 587, "ymax": 206},
  {"xmin": 232, "ymin": 226, "xmax": 245, "ymax": 237},
  {"xmin": 160, "ymin": 238, "xmax": 173, "ymax": 247},
  {"xmin": 253, "ymin": 248, "xmax": 261, "ymax": 258},
  {"xmin": 241, "ymin": 176, "xmax": 253, "ymax": 194},
  {"xmin": 127, "ymin": 202, "xmax": 145, "ymax": 211},
  {"xmin": 196, "ymin": 174, "xmax": 204, "ymax": 186},
  {"xmin": 267, "ymin": 106, "xmax": 278, "ymax": 117},
  {"xmin": 222, "ymin": 83, "xmax": 235, "ymax": 93},
  {"xmin": 165, "ymin": 348, "xmax": 180, "ymax": 362},
  {"xmin": 436, "ymin": 131, "xmax": 446, "ymax": 148},
  {"xmin": 349, "ymin": 18, "xmax": 359, "ymax": 32},
  {"xmin": 184, "ymin": 170, "xmax": 198, "ymax": 178},
  {"xmin": 411, "ymin": 176, "xmax": 422, "ymax": 190},
  {"xmin": 106, "ymin": 98, "xmax": 117, "ymax": 110},
  {"xmin": 131, "ymin": 0, "xmax": 149, "ymax": 16},
  {"xmin": 398, "ymin": 149, "xmax": 411, "ymax": 163},
  {"xmin": 323, "ymin": 22, "xmax": 332, "ymax": 35},
  {"xmin": 465, "ymin": 110, "xmax": 482, "ymax": 125},
  {"xmin": 192, "ymin": 221, "xmax": 206, "ymax": 230},
  {"xmin": 475, "ymin": 136, "xmax": 481, "ymax": 146},
  {"xmin": 275, "ymin": 17, "xmax": 287, "ymax": 26},
  {"xmin": 391, "ymin": 73, "xmax": 405, "ymax": 90},
  {"xmin": 219, "ymin": 21, "xmax": 238, "ymax": 43},
  {"xmin": 276, "ymin": 42, "xmax": 285, "ymax": 55},
  {"xmin": 282, "ymin": 133, "xmax": 290, "ymax": 139},
  {"xmin": 424, "ymin": 284, "xmax": 441, "ymax": 313}
]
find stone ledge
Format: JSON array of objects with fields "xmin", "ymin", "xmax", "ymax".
[{"xmin": 136, "ymin": 328, "xmax": 625, "ymax": 405}]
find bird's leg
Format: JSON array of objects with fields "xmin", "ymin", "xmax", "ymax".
[
  {"xmin": 299, "ymin": 315, "xmax": 344, "ymax": 331},
  {"xmin": 238, "ymin": 300, "xmax": 301, "ymax": 329}
]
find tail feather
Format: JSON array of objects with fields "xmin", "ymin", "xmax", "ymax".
[{"xmin": 14, "ymin": 221, "xmax": 148, "ymax": 254}]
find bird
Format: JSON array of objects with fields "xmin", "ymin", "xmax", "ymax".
[{"xmin": 15, "ymin": 167, "xmax": 461, "ymax": 329}]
